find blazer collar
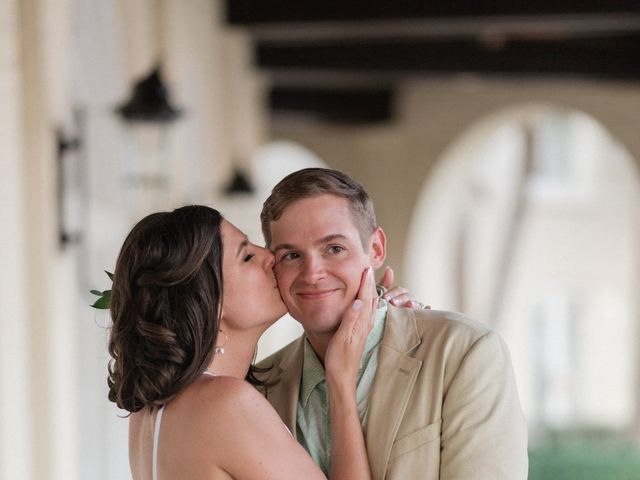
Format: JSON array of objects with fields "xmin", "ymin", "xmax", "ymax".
[
  {"xmin": 381, "ymin": 304, "xmax": 422, "ymax": 353},
  {"xmin": 365, "ymin": 306, "xmax": 423, "ymax": 479}
]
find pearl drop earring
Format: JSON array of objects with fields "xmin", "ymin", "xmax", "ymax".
[{"xmin": 215, "ymin": 329, "xmax": 229, "ymax": 355}]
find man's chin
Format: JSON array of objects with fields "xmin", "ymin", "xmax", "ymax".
[{"xmin": 290, "ymin": 309, "xmax": 343, "ymax": 334}]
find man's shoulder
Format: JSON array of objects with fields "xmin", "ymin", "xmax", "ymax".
[
  {"xmin": 413, "ymin": 308, "xmax": 491, "ymax": 336},
  {"xmin": 386, "ymin": 306, "xmax": 496, "ymax": 353}
]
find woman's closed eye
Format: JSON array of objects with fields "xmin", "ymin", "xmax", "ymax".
[{"xmin": 243, "ymin": 253, "xmax": 255, "ymax": 262}]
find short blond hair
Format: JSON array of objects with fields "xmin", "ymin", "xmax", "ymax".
[{"xmin": 260, "ymin": 168, "xmax": 377, "ymax": 249}]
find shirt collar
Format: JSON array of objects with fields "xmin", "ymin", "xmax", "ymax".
[{"xmin": 299, "ymin": 298, "xmax": 388, "ymax": 407}]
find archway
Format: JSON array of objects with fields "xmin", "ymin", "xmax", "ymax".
[{"xmin": 405, "ymin": 104, "xmax": 640, "ymax": 450}]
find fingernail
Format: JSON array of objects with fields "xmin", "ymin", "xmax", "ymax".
[{"xmin": 352, "ymin": 299, "xmax": 363, "ymax": 310}]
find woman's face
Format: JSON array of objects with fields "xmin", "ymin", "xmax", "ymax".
[{"xmin": 219, "ymin": 220, "xmax": 288, "ymax": 331}]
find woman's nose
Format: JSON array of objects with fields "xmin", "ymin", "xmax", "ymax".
[{"xmin": 260, "ymin": 247, "xmax": 275, "ymax": 270}]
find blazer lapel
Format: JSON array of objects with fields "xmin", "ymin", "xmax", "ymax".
[
  {"xmin": 265, "ymin": 336, "xmax": 305, "ymax": 437},
  {"xmin": 366, "ymin": 307, "xmax": 423, "ymax": 480}
]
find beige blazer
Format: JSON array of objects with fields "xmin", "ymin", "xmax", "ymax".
[{"xmin": 258, "ymin": 306, "xmax": 528, "ymax": 479}]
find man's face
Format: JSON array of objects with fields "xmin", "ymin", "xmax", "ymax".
[{"xmin": 269, "ymin": 194, "xmax": 385, "ymax": 336}]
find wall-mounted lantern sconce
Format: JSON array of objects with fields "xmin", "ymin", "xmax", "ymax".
[
  {"xmin": 116, "ymin": 66, "xmax": 181, "ymax": 123},
  {"xmin": 56, "ymin": 124, "xmax": 83, "ymax": 250},
  {"xmin": 115, "ymin": 65, "xmax": 182, "ymax": 213},
  {"xmin": 223, "ymin": 166, "xmax": 255, "ymax": 195}
]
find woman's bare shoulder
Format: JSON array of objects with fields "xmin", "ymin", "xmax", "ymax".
[
  {"xmin": 182, "ymin": 375, "xmax": 269, "ymax": 411},
  {"xmin": 169, "ymin": 376, "xmax": 276, "ymax": 437},
  {"xmin": 161, "ymin": 376, "xmax": 324, "ymax": 479}
]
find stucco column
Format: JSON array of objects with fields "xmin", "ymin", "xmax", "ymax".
[
  {"xmin": 17, "ymin": 0, "xmax": 78, "ymax": 478},
  {"xmin": 0, "ymin": 0, "xmax": 32, "ymax": 478}
]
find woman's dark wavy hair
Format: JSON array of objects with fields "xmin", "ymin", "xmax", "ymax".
[{"xmin": 107, "ymin": 205, "xmax": 224, "ymax": 413}]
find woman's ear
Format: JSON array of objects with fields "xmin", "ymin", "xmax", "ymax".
[{"xmin": 368, "ymin": 227, "xmax": 387, "ymax": 268}]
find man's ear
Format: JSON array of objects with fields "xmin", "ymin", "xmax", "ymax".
[{"xmin": 368, "ymin": 227, "xmax": 387, "ymax": 268}]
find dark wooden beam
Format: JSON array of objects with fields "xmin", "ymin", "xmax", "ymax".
[
  {"xmin": 257, "ymin": 33, "xmax": 640, "ymax": 80},
  {"xmin": 269, "ymin": 86, "xmax": 394, "ymax": 123},
  {"xmin": 226, "ymin": 1, "xmax": 640, "ymax": 123},
  {"xmin": 227, "ymin": 1, "xmax": 640, "ymax": 24}
]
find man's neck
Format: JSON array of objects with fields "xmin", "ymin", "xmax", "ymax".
[
  {"xmin": 303, "ymin": 301, "xmax": 386, "ymax": 365},
  {"xmin": 304, "ymin": 331, "xmax": 336, "ymax": 365}
]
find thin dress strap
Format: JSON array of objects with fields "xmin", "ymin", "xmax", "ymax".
[
  {"xmin": 152, "ymin": 406, "xmax": 165, "ymax": 480},
  {"xmin": 152, "ymin": 372, "xmax": 213, "ymax": 479}
]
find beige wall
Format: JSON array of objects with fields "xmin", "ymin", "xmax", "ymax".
[
  {"xmin": 0, "ymin": 1, "xmax": 31, "ymax": 478},
  {"xmin": 272, "ymin": 78, "xmax": 640, "ymax": 284}
]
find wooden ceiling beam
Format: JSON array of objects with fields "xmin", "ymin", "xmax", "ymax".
[
  {"xmin": 269, "ymin": 86, "xmax": 394, "ymax": 123},
  {"xmin": 256, "ymin": 33, "xmax": 640, "ymax": 80},
  {"xmin": 227, "ymin": 1, "xmax": 640, "ymax": 24}
]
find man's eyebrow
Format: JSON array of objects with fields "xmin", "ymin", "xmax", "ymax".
[
  {"xmin": 272, "ymin": 234, "xmax": 348, "ymax": 253},
  {"xmin": 236, "ymin": 238, "xmax": 249, "ymax": 258},
  {"xmin": 272, "ymin": 243, "xmax": 295, "ymax": 253},
  {"xmin": 320, "ymin": 234, "xmax": 347, "ymax": 244}
]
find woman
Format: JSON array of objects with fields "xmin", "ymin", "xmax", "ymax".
[{"xmin": 107, "ymin": 205, "xmax": 413, "ymax": 479}]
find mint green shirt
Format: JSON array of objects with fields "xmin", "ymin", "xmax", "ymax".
[{"xmin": 296, "ymin": 300, "xmax": 388, "ymax": 475}]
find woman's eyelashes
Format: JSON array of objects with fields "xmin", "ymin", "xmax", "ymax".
[{"xmin": 243, "ymin": 252, "xmax": 255, "ymax": 262}]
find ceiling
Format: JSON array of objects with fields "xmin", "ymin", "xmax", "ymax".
[{"xmin": 225, "ymin": 1, "xmax": 640, "ymax": 123}]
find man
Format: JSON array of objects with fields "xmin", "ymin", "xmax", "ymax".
[{"xmin": 258, "ymin": 168, "xmax": 528, "ymax": 479}]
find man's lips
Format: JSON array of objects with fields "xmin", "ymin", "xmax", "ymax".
[{"xmin": 296, "ymin": 289, "xmax": 338, "ymax": 300}]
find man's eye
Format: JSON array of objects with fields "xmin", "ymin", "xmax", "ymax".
[
  {"xmin": 328, "ymin": 245, "xmax": 345, "ymax": 254},
  {"xmin": 243, "ymin": 253, "xmax": 255, "ymax": 262},
  {"xmin": 281, "ymin": 252, "xmax": 300, "ymax": 261}
]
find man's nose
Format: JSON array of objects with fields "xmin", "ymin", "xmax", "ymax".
[{"xmin": 300, "ymin": 255, "xmax": 326, "ymax": 283}]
